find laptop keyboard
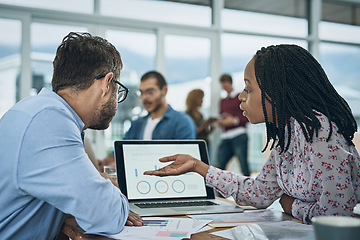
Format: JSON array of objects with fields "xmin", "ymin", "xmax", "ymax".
[{"xmin": 135, "ymin": 200, "xmax": 219, "ymax": 209}]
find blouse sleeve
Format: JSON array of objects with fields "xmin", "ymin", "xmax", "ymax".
[{"xmin": 205, "ymin": 153, "xmax": 283, "ymax": 208}]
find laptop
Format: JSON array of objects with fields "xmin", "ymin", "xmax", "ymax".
[{"xmin": 115, "ymin": 140, "xmax": 244, "ymax": 217}]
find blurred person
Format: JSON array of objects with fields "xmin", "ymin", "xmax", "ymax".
[
  {"xmin": 0, "ymin": 32, "xmax": 142, "ymax": 240},
  {"xmin": 98, "ymin": 71, "xmax": 196, "ymax": 166},
  {"xmin": 144, "ymin": 44, "xmax": 360, "ymax": 224},
  {"xmin": 185, "ymin": 88, "xmax": 216, "ymax": 152},
  {"xmin": 125, "ymin": 71, "xmax": 196, "ymax": 140},
  {"xmin": 216, "ymin": 74, "xmax": 250, "ymax": 176}
]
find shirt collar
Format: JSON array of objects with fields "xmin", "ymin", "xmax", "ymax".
[
  {"xmin": 227, "ymin": 90, "xmax": 238, "ymax": 98},
  {"xmin": 145, "ymin": 104, "xmax": 174, "ymax": 120}
]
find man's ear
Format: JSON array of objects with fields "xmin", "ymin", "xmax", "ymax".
[
  {"xmin": 161, "ymin": 85, "xmax": 168, "ymax": 97},
  {"xmin": 99, "ymin": 72, "xmax": 114, "ymax": 97}
]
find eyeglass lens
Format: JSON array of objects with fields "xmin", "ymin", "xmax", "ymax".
[{"xmin": 118, "ymin": 89, "xmax": 127, "ymax": 103}]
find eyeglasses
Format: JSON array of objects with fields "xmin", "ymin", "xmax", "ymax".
[
  {"xmin": 136, "ymin": 88, "xmax": 158, "ymax": 98},
  {"xmin": 95, "ymin": 75, "xmax": 129, "ymax": 103}
]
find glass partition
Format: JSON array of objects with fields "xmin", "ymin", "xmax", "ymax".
[
  {"xmin": 320, "ymin": 21, "xmax": 360, "ymax": 44},
  {"xmin": 105, "ymin": 29, "xmax": 156, "ymax": 154},
  {"xmin": 0, "ymin": 0, "xmax": 93, "ymax": 13},
  {"xmin": 101, "ymin": 0, "xmax": 211, "ymax": 27},
  {"xmin": 0, "ymin": 18, "xmax": 21, "ymax": 117},
  {"xmin": 164, "ymin": 35, "xmax": 211, "ymax": 113},
  {"xmin": 222, "ymin": 9, "xmax": 307, "ymax": 38},
  {"xmin": 31, "ymin": 23, "xmax": 87, "ymax": 93}
]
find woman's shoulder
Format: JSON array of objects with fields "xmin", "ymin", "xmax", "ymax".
[{"xmin": 290, "ymin": 111, "xmax": 347, "ymax": 147}]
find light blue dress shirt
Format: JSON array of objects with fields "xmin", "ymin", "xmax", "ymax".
[{"xmin": 0, "ymin": 88, "xmax": 129, "ymax": 239}]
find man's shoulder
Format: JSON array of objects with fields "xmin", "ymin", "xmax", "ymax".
[
  {"xmin": 166, "ymin": 105, "xmax": 188, "ymax": 118},
  {"xmin": 11, "ymin": 94, "xmax": 65, "ymax": 117}
]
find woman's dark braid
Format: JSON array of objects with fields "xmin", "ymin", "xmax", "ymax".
[{"xmin": 254, "ymin": 44, "xmax": 357, "ymax": 153}]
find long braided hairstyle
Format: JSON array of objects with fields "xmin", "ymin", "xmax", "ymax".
[{"xmin": 254, "ymin": 44, "xmax": 357, "ymax": 153}]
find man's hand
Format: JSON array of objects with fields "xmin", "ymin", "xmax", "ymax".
[
  {"xmin": 100, "ymin": 172, "xmax": 118, "ymax": 188},
  {"xmin": 98, "ymin": 156, "xmax": 115, "ymax": 172},
  {"xmin": 126, "ymin": 211, "xmax": 143, "ymax": 226},
  {"xmin": 279, "ymin": 193, "xmax": 295, "ymax": 215},
  {"xmin": 217, "ymin": 114, "xmax": 238, "ymax": 127}
]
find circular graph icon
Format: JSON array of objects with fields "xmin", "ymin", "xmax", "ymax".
[
  {"xmin": 137, "ymin": 181, "xmax": 151, "ymax": 194},
  {"xmin": 155, "ymin": 180, "xmax": 169, "ymax": 194},
  {"xmin": 172, "ymin": 180, "xmax": 185, "ymax": 193}
]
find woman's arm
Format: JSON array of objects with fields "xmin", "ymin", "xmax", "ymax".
[{"xmin": 145, "ymin": 153, "xmax": 284, "ymax": 208}]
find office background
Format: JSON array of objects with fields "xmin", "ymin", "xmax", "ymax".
[{"xmin": 0, "ymin": 0, "xmax": 359, "ymax": 173}]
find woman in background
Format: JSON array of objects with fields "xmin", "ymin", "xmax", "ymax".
[{"xmin": 185, "ymin": 89, "xmax": 216, "ymax": 153}]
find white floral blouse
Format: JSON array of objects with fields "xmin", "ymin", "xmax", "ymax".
[{"xmin": 206, "ymin": 114, "xmax": 360, "ymax": 224}]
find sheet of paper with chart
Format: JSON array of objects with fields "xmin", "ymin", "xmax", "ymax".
[{"xmin": 106, "ymin": 217, "xmax": 212, "ymax": 240}]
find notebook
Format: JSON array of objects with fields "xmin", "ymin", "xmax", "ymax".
[{"xmin": 115, "ymin": 140, "xmax": 244, "ymax": 217}]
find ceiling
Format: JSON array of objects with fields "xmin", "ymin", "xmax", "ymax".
[{"xmin": 162, "ymin": 0, "xmax": 360, "ymax": 26}]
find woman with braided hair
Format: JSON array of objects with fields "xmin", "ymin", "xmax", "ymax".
[{"xmin": 144, "ymin": 44, "xmax": 360, "ymax": 224}]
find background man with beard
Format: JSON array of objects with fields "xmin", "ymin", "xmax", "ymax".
[
  {"xmin": 124, "ymin": 71, "xmax": 196, "ymax": 140},
  {"xmin": 0, "ymin": 32, "xmax": 142, "ymax": 240},
  {"xmin": 98, "ymin": 71, "xmax": 196, "ymax": 171}
]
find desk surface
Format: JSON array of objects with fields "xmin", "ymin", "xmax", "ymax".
[
  {"xmin": 62, "ymin": 215, "xmax": 232, "ymax": 240},
  {"xmin": 61, "ymin": 198, "xmax": 269, "ymax": 240}
]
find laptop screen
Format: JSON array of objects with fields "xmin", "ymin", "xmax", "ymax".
[{"xmin": 115, "ymin": 140, "xmax": 211, "ymax": 201}]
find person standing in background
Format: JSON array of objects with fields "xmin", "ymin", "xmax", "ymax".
[
  {"xmin": 185, "ymin": 89, "xmax": 216, "ymax": 154},
  {"xmin": 216, "ymin": 74, "xmax": 250, "ymax": 176}
]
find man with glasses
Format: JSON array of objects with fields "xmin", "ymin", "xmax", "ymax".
[
  {"xmin": 0, "ymin": 32, "xmax": 142, "ymax": 240},
  {"xmin": 124, "ymin": 71, "xmax": 196, "ymax": 140}
]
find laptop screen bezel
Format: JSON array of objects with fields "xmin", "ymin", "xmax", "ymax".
[{"xmin": 115, "ymin": 140, "xmax": 215, "ymax": 202}]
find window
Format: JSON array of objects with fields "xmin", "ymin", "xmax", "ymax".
[
  {"xmin": 319, "ymin": 42, "xmax": 360, "ymax": 117},
  {"xmin": 0, "ymin": 18, "xmax": 21, "ymax": 117},
  {"xmin": 222, "ymin": 33, "xmax": 306, "ymax": 92},
  {"xmin": 164, "ymin": 35, "xmax": 211, "ymax": 114},
  {"xmin": 222, "ymin": 9, "xmax": 307, "ymax": 38},
  {"xmin": 320, "ymin": 22, "xmax": 360, "ymax": 44},
  {"xmin": 101, "ymin": 0, "xmax": 211, "ymax": 27},
  {"xmin": 0, "ymin": 0, "xmax": 93, "ymax": 13},
  {"xmin": 31, "ymin": 23, "xmax": 87, "ymax": 93},
  {"xmin": 105, "ymin": 30, "xmax": 156, "ymax": 153}
]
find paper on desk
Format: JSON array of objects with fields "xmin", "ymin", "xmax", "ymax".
[
  {"xmin": 192, "ymin": 225, "xmax": 212, "ymax": 234},
  {"xmin": 189, "ymin": 209, "xmax": 295, "ymax": 228},
  {"xmin": 211, "ymin": 228, "xmax": 234, "ymax": 239},
  {"xmin": 105, "ymin": 217, "xmax": 211, "ymax": 240},
  {"xmin": 211, "ymin": 221, "xmax": 315, "ymax": 240}
]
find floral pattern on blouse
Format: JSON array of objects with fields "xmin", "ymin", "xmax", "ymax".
[{"xmin": 206, "ymin": 114, "xmax": 360, "ymax": 224}]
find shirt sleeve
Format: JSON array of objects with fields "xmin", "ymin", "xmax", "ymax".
[
  {"xmin": 17, "ymin": 108, "xmax": 129, "ymax": 235},
  {"xmin": 291, "ymin": 128, "xmax": 359, "ymax": 223},
  {"xmin": 205, "ymin": 157, "xmax": 283, "ymax": 208},
  {"xmin": 173, "ymin": 113, "xmax": 196, "ymax": 139}
]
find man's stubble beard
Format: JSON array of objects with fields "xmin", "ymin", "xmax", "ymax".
[
  {"xmin": 147, "ymin": 94, "xmax": 164, "ymax": 115},
  {"xmin": 89, "ymin": 89, "xmax": 117, "ymax": 130}
]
